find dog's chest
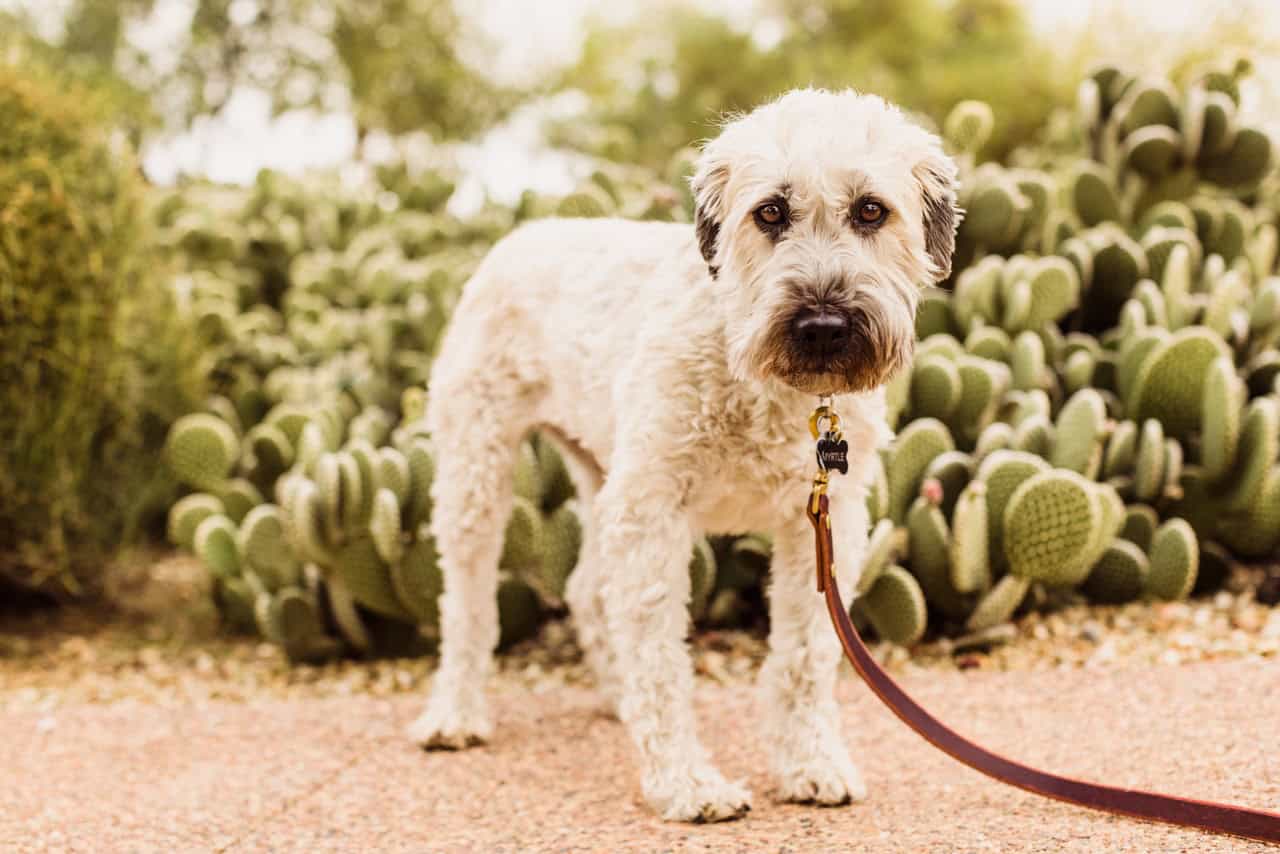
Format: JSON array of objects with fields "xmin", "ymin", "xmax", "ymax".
[{"xmin": 684, "ymin": 396, "xmax": 814, "ymax": 534}]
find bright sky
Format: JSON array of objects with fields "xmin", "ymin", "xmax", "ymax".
[{"xmin": 3, "ymin": 0, "xmax": 1277, "ymax": 211}]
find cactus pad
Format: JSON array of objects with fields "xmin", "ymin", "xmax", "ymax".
[
  {"xmin": 1220, "ymin": 397, "xmax": 1279, "ymax": 511},
  {"xmin": 237, "ymin": 504, "xmax": 298, "ymax": 590},
  {"xmin": 497, "ymin": 574, "xmax": 543, "ymax": 647},
  {"xmin": 1012, "ymin": 414, "xmax": 1053, "ymax": 458},
  {"xmin": 168, "ymin": 493, "xmax": 225, "ymax": 550},
  {"xmin": 965, "ymin": 574, "xmax": 1030, "ymax": 632},
  {"xmin": 944, "ymin": 100, "xmax": 995, "ymax": 153},
  {"xmin": 907, "ymin": 495, "xmax": 970, "ymax": 620},
  {"xmin": 244, "ymin": 423, "xmax": 293, "ymax": 486},
  {"xmin": 911, "ymin": 355, "xmax": 962, "ymax": 421},
  {"xmin": 952, "ymin": 356, "xmax": 1010, "ymax": 445},
  {"xmin": 1083, "ymin": 539, "xmax": 1150, "ymax": 604},
  {"xmin": 854, "ymin": 512, "xmax": 901, "ymax": 593},
  {"xmin": 1200, "ymin": 357, "xmax": 1242, "ymax": 482},
  {"xmin": 542, "ymin": 501, "xmax": 584, "ymax": 598},
  {"xmin": 195, "ymin": 514, "xmax": 241, "ymax": 580},
  {"xmin": 1131, "ymin": 326, "xmax": 1230, "ymax": 440},
  {"xmin": 950, "ymin": 480, "xmax": 991, "ymax": 594},
  {"xmin": 1132, "ymin": 419, "xmax": 1166, "ymax": 503},
  {"xmin": 1051, "ymin": 389, "xmax": 1108, "ymax": 476},
  {"xmin": 218, "ymin": 478, "xmax": 264, "ymax": 525},
  {"xmin": 1123, "ymin": 125, "xmax": 1182, "ymax": 177},
  {"xmin": 689, "ymin": 536, "xmax": 717, "ymax": 619},
  {"xmin": 922, "ymin": 451, "xmax": 973, "ymax": 518},
  {"xmin": 404, "ymin": 438, "xmax": 435, "ymax": 528},
  {"xmin": 1216, "ymin": 468, "xmax": 1280, "ymax": 558},
  {"xmin": 916, "ymin": 293, "xmax": 954, "ymax": 339},
  {"xmin": 886, "ymin": 418, "xmax": 955, "ymax": 524},
  {"xmin": 1071, "ymin": 163, "xmax": 1121, "ymax": 226},
  {"xmin": 271, "ymin": 588, "xmax": 339, "ymax": 663},
  {"xmin": 1120, "ymin": 503, "xmax": 1160, "ymax": 551},
  {"xmin": 389, "ymin": 536, "xmax": 443, "ymax": 626},
  {"xmin": 165, "ymin": 413, "xmax": 240, "ymax": 491},
  {"xmin": 1145, "ymin": 519, "xmax": 1199, "ymax": 600},
  {"xmin": 1003, "ymin": 471, "xmax": 1102, "ymax": 586},
  {"xmin": 860, "ymin": 565, "xmax": 928, "ymax": 646},
  {"xmin": 1199, "ymin": 127, "xmax": 1273, "ymax": 189},
  {"xmin": 1010, "ymin": 331, "xmax": 1046, "ymax": 392},
  {"xmin": 534, "ymin": 434, "xmax": 577, "ymax": 510},
  {"xmin": 976, "ymin": 450, "xmax": 1050, "ymax": 574},
  {"xmin": 370, "ymin": 488, "xmax": 405, "ymax": 565},
  {"xmin": 376, "ymin": 447, "xmax": 412, "ymax": 504},
  {"xmin": 334, "ymin": 535, "xmax": 412, "ymax": 620},
  {"xmin": 964, "ymin": 326, "xmax": 1012, "ymax": 362},
  {"xmin": 500, "ymin": 496, "xmax": 544, "ymax": 572},
  {"xmin": 1062, "ymin": 350, "xmax": 1096, "ymax": 396}
]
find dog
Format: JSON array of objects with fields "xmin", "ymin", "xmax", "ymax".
[{"xmin": 407, "ymin": 88, "xmax": 960, "ymax": 822}]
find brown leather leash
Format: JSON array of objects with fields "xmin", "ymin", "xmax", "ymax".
[{"xmin": 805, "ymin": 402, "xmax": 1280, "ymax": 846}]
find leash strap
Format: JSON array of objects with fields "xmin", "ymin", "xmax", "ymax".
[{"xmin": 805, "ymin": 414, "xmax": 1280, "ymax": 845}]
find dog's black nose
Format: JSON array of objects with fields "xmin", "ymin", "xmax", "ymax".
[{"xmin": 792, "ymin": 309, "xmax": 849, "ymax": 359}]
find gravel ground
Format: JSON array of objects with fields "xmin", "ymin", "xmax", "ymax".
[
  {"xmin": 2, "ymin": 659, "xmax": 1277, "ymax": 853},
  {"xmin": 4, "ymin": 559, "xmax": 1279, "ymax": 714},
  {"xmin": 2, "ymin": 555, "xmax": 1279, "ymax": 852}
]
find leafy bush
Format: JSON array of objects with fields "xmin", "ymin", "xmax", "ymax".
[{"xmin": 0, "ymin": 64, "xmax": 204, "ymax": 597}]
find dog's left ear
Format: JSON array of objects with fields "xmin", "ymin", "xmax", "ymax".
[
  {"xmin": 913, "ymin": 149, "xmax": 962, "ymax": 284},
  {"xmin": 690, "ymin": 151, "xmax": 730, "ymax": 277}
]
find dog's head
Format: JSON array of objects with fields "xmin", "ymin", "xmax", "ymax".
[{"xmin": 691, "ymin": 89, "xmax": 961, "ymax": 395}]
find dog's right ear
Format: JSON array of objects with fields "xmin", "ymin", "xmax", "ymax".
[{"xmin": 690, "ymin": 153, "xmax": 729, "ymax": 278}]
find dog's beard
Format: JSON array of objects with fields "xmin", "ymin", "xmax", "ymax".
[{"xmin": 726, "ymin": 277, "xmax": 916, "ymax": 395}]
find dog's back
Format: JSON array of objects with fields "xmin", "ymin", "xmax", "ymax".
[{"xmin": 428, "ymin": 216, "xmax": 711, "ymax": 459}]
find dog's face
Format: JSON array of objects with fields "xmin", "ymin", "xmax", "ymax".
[{"xmin": 691, "ymin": 89, "xmax": 961, "ymax": 395}]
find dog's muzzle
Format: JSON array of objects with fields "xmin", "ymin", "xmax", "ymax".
[{"xmin": 790, "ymin": 308, "xmax": 850, "ymax": 363}]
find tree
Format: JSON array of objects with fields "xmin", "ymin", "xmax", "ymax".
[
  {"xmin": 548, "ymin": 0, "xmax": 1072, "ymax": 169},
  {"xmin": 7, "ymin": 0, "xmax": 513, "ymax": 145}
]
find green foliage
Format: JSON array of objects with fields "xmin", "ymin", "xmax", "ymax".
[
  {"xmin": 1083, "ymin": 539, "xmax": 1150, "ymax": 604},
  {"xmin": 0, "ymin": 64, "xmax": 205, "ymax": 596},
  {"xmin": 15, "ymin": 6, "xmax": 1277, "ymax": 659},
  {"xmin": 846, "ymin": 59, "xmax": 1278, "ymax": 643},
  {"xmin": 858, "ymin": 564, "xmax": 928, "ymax": 646},
  {"xmin": 1002, "ymin": 471, "xmax": 1106, "ymax": 587},
  {"xmin": 23, "ymin": 0, "xmax": 510, "ymax": 143},
  {"xmin": 551, "ymin": 0, "xmax": 1070, "ymax": 170}
]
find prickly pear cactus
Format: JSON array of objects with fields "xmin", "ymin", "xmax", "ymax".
[{"xmin": 158, "ymin": 60, "xmax": 1280, "ymax": 657}]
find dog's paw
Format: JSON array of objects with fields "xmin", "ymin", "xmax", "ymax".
[
  {"xmin": 406, "ymin": 697, "xmax": 492, "ymax": 750},
  {"xmin": 645, "ymin": 764, "xmax": 753, "ymax": 823},
  {"xmin": 773, "ymin": 755, "xmax": 867, "ymax": 806}
]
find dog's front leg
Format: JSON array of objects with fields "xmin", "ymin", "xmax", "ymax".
[
  {"xmin": 596, "ymin": 467, "xmax": 752, "ymax": 822},
  {"xmin": 759, "ymin": 496, "xmax": 869, "ymax": 806}
]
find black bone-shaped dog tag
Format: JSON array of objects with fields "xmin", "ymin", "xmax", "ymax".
[{"xmin": 816, "ymin": 431, "xmax": 849, "ymax": 475}]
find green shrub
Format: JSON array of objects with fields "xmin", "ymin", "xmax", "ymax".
[{"xmin": 0, "ymin": 65, "xmax": 204, "ymax": 596}]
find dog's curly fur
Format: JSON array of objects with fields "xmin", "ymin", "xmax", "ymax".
[{"xmin": 407, "ymin": 88, "xmax": 960, "ymax": 822}]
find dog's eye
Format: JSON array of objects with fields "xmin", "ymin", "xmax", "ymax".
[
  {"xmin": 853, "ymin": 199, "xmax": 888, "ymax": 227},
  {"xmin": 755, "ymin": 202, "xmax": 786, "ymax": 227}
]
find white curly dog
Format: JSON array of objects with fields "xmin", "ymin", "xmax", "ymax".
[{"xmin": 408, "ymin": 88, "xmax": 960, "ymax": 822}]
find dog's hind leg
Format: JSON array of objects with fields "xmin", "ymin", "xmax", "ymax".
[
  {"xmin": 552, "ymin": 435, "xmax": 624, "ymax": 713},
  {"xmin": 407, "ymin": 358, "xmax": 540, "ymax": 750}
]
